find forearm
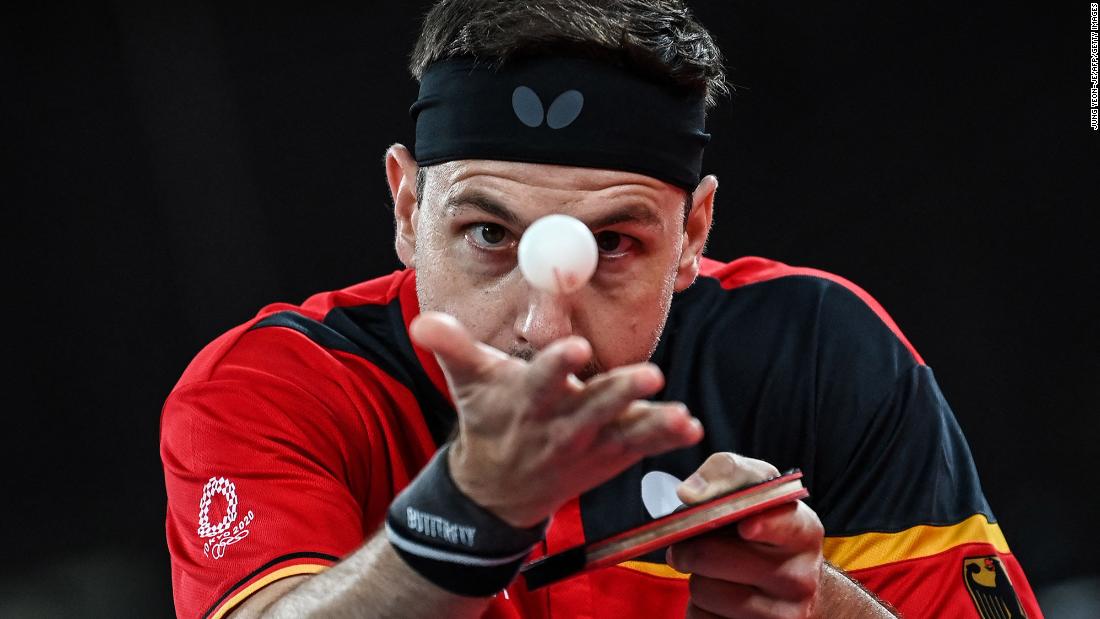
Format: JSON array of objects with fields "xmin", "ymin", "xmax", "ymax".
[
  {"xmin": 261, "ymin": 530, "xmax": 492, "ymax": 619},
  {"xmin": 813, "ymin": 562, "xmax": 898, "ymax": 618}
]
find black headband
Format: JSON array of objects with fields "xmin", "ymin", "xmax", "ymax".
[{"xmin": 410, "ymin": 56, "xmax": 710, "ymax": 191}]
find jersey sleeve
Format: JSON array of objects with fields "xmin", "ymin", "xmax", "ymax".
[
  {"xmin": 161, "ymin": 336, "xmax": 376, "ymax": 618},
  {"xmin": 809, "ymin": 284, "xmax": 1043, "ymax": 618}
]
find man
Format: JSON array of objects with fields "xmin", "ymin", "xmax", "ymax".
[{"xmin": 161, "ymin": 1, "xmax": 1042, "ymax": 617}]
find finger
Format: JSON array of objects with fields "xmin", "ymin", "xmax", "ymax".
[
  {"xmin": 738, "ymin": 501, "xmax": 824, "ymax": 550},
  {"xmin": 689, "ymin": 574, "xmax": 801, "ymax": 619},
  {"xmin": 560, "ymin": 362, "xmax": 664, "ymax": 425},
  {"xmin": 524, "ymin": 336, "xmax": 592, "ymax": 404},
  {"xmin": 604, "ymin": 400, "xmax": 703, "ymax": 455},
  {"xmin": 668, "ymin": 531, "xmax": 814, "ymax": 598},
  {"xmin": 669, "ymin": 533, "xmax": 759, "ymax": 580},
  {"xmin": 409, "ymin": 311, "xmax": 510, "ymax": 386},
  {"xmin": 676, "ymin": 452, "xmax": 781, "ymax": 505}
]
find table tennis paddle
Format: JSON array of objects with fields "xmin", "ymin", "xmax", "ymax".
[{"xmin": 521, "ymin": 469, "xmax": 808, "ymax": 590}]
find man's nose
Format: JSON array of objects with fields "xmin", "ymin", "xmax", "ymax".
[{"xmin": 514, "ymin": 288, "xmax": 575, "ymax": 350}]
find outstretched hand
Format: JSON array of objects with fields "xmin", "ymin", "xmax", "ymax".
[{"xmin": 409, "ymin": 311, "xmax": 704, "ymax": 528}]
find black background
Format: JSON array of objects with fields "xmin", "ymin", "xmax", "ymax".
[{"xmin": 4, "ymin": 1, "xmax": 1097, "ymax": 616}]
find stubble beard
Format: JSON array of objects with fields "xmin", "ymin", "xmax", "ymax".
[{"xmin": 507, "ymin": 281, "xmax": 676, "ymax": 383}]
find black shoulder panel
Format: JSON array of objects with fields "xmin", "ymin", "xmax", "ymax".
[{"xmin": 250, "ymin": 302, "xmax": 456, "ymax": 447}]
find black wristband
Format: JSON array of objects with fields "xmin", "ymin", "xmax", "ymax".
[{"xmin": 385, "ymin": 443, "xmax": 548, "ymax": 597}]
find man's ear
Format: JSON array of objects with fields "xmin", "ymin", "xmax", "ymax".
[
  {"xmin": 386, "ymin": 143, "xmax": 420, "ymax": 268},
  {"xmin": 674, "ymin": 174, "xmax": 717, "ymax": 292}
]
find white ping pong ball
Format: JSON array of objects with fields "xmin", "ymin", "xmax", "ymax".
[{"xmin": 518, "ymin": 214, "xmax": 598, "ymax": 294}]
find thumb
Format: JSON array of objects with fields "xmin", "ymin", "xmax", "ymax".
[
  {"xmin": 409, "ymin": 311, "xmax": 510, "ymax": 387},
  {"xmin": 675, "ymin": 452, "xmax": 780, "ymax": 505}
]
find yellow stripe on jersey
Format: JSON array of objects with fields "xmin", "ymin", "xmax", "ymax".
[
  {"xmin": 823, "ymin": 513, "xmax": 1010, "ymax": 572},
  {"xmin": 211, "ymin": 563, "xmax": 329, "ymax": 619},
  {"xmin": 616, "ymin": 560, "xmax": 690, "ymax": 580}
]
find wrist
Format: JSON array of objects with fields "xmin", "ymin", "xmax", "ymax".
[
  {"xmin": 813, "ymin": 562, "xmax": 898, "ymax": 618},
  {"xmin": 386, "ymin": 443, "xmax": 549, "ymax": 597},
  {"xmin": 448, "ymin": 439, "xmax": 547, "ymax": 529}
]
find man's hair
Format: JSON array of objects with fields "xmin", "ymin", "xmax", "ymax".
[
  {"xmin": 410, "ymin": 0, "xmax": 724, "ymax": 219},
  {"xmin": 409, "ymin": 0, "xmax": 728, "ymax": 109}
]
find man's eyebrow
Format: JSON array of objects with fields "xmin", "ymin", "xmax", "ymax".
[
  {"xmin": 586, "ymin": 203, "xmax": 664, "ymax": 231},
  {"xmin": 444, "ymin": 191, "xmax": 665, "ymax": 230},
  {"xmin": 443, "ymin": 192, "xmax": 521, "ymax": 227}
]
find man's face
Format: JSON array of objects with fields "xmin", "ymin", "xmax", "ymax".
[{"xmin": 390, "ymin": 154, "xmax": 713, "ymax": 378}]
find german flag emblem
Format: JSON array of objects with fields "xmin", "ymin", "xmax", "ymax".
[{"xmin": 963, "ymin": 556, "xmax": 1027, "ymax": 618}]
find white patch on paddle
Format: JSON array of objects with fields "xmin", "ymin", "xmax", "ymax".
[{"xmin": 641, "ymin": 470, "xmax": 685, "ymax": 518}]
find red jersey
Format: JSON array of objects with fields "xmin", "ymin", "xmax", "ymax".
[{"xmin": 161, "ymin": 258, "xmax": 1042, "ymax": 618}]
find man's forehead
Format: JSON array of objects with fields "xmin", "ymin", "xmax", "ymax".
[{"xmin": 430, "ymin": 159, "xmax": 684, "ymax": 209}]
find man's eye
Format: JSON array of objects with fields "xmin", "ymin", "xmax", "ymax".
[
  {"xmin": 594, "ymin": 231, "xmax": 634, "ymax": 255},
  {"xmin": 466, "ymin": 223, "xmax": 512, "ymax": 249}
]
